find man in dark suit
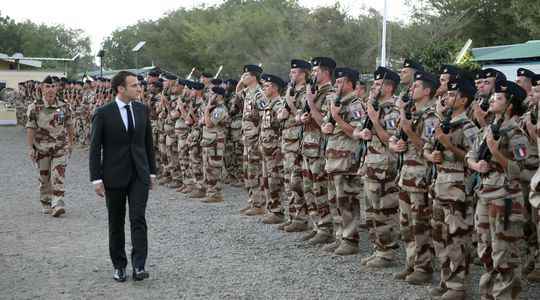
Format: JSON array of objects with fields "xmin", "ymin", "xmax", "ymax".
[{"xmin": 89, "ymin": 71, "xmax": 157, "ymax": 282}]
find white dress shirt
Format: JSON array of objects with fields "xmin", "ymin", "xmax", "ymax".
[{"xmin": 116, "ymin": 98, "xmax": 136, "ymax": 130}]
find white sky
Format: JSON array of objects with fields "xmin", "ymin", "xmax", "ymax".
[{"xmin": 1, "ymin": 0, "xmax": 410, "ymax": 56}]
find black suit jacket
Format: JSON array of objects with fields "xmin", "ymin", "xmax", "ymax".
[{"xmin": 89, "ymin": 100, "xmax": 157, "ymax": 189}]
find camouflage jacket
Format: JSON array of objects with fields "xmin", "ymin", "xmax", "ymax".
[
  {"xmin": 398, "ymin": 100, "xmax": 439, "ymax": 192},
  {"xmin": 26, "ymin": 99, "xmax": 73, "ymax": 154},
  {"xmin": 281, "ymin": 84, "xmax": 305, "ymax": 154},
  {"xmin": 425, "ymin": 111, "xmax": 478, "ymax": 185},
  {"xmin": 466, "ymin": 116, "xmax": 529, "ymax": 199},
  {"xmin": 241, "ymin": 84, "xmax": 266, "ymax": 144},
  {"xmin": 364, "ymin": 96, "xmax": 400, "ymax": 181},
  {"xmin": 323, "ymin": 92, "xmax": 363, "ymax": 174},
  {"xmin": 299, "ymin": 82, "xmax": 334, "ymax": 158},
  {"xmin": 201, "ymin": 102, "xmax": 229, "ymax": 148},
  {"xmin": 259, "ymin": 95, "xmax": 284, "ymax": 155}
]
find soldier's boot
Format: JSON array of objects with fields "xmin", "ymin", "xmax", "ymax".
[
  {"xmin": 366, "ymin": 257, "xmax": 394, "ymax": 268},
  {"xmin": 41, "ymin": 203, "xmax": 52, "ymax": 214},
  {"xmin": 360, "ymin": 254, "xmax": 377, "ymax": 266},
  {"xmin": 405, "ymin": 270, "xmax": 433, "ymax": 285},
  {"xmin": 527, "ymin": 270, "xmax": 540, "ymax": 282},
  {"xmin": 239, "ymin": 206, "xmax": 252, "ymax": 214},
  {"xmin": 190, "ymin": 189, "xmax": 206, "ymax": 199},
  {"xmin": 167, "ymin": 181, "xmax": 181, "ymax": 189},
  {"xmin": 180, "ymin": 185, "xmax": 193, "ymax": 194},
  {"xmin": 300, "ymin": 230, "xmax": 317, "ymax": 241},
  {"xmin": 393, "ymin": 267, "xmax": 414, "ymax": 280},
  {"xmin": 231, "ymin": 180, "xmax": 244, "ymax": 188},
  {"xmin": 308, "ymin": 231, "xmax": 334, "ymax": 245},
  {"xmin": 277, "ymin": 221, "xmax": 292, "ymax": 230},
  {"xmin": 333, "ymin": 239, "xmax": 359, "ymax": 256},
  {"xmin": 428, "ymin": 286, "xmax": 447, "ymax": 299},
  {"xmin": 51, "ymin": 206, "xmax": 66, "ymax": 218},
  {"xmin": 321, "ymin": 240, "xmax": 341, "ymax": 252},
  {"xmin": 203, "ymin": 194, "xmax": 224, "ymax": 203},
  {"xmin": 439, "ymin": 289, "xmax": 465, "ymax": 300},
  {"xmin": 244, "ymin": 207, "xmax": 266, "ymax": 216},
  {"xmin": 284, "ymin": 221, "xmax": 309, "ymax": 232},
  {"xmin": 262, "ymin": 213, "xmax": 285, "ymax": 224},
  {"xmin": 175, "ymin": 184, "xmax": 185, "ymax": 192},
  {"xmin": 158, "ymin": 177, "xmax": 171, "ymax": 185}
]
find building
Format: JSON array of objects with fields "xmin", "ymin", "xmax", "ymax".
[{"xmin": 472, "ymin": 40, "xmax": 540, "ymax": 80}]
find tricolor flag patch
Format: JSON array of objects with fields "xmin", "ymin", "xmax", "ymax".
[
  {"xmin": 514, "ymin": 144, "xmax": 527, "ymax": 160},
  {"xmin": 351, "ymin": 110, "xmax": 363, "ymax": 120}
]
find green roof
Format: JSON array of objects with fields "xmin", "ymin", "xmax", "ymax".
[{"xmin": 472, "ymin": 40, "xmax": 540, "ymax": 62}]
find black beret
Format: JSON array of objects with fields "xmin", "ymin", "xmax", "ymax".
[
  {"xmin": 334, "ymin": 67, "xmax": 359, "ymax": 83},
  {"xmin": 177, "ymin": 79, "xmax": 187, "ymax": 86},
  {"xmin": 137, "ymin": 75, "xmax": 144, "ymax": 81},
  {"xmin": 42, "ymin": 76, "xmax": 54, "ymax": 84},
  {"xmin": 532, "ymin": 74, "xmax": 540, "ymax": 87},
  {"xmin": 517, "ymin": 68, "xmax": 535, "ymax": 79},
  {"xmin": 85, "ymin": 80, "xmax": 92, "ymax": 84},
  {"xmin": 243, "ymin": 64, "xmax": 263, "ymax": 74},
  {"xmin": 374, "ymin": 66, "xmax": 400, "ymax": 85},
  {"xmin": 440, "ymin": 64, "xmax": 461, "ymax": 77},
  {"xmin": 210, "ymin": 78, "xmax": 223, "ymax": 85},
  {"xmin": 447, "ymin": 77, "xmax": 477, "ymax": 99},
  {"xmin": 191, "ymin": 82, "xmax": 205, "ymax": 91},
  {"xmin": 311, "ymin": 57, "xmax": 336, "ymax": 70},
  {"xmin": 153, "ymin": 80, "xmax": 163, "ymax": 89},
  {"xmin": 482, "ymin": 68, "xmax": 506, "ymax": 82},
  {"xmin": 211, "ymin": 86, "xmax": 226, "ymax": 96},
  {"xmin": 51, "ymin": 76, "xmax": 60, "ymax": 82},
  {"xmin": 261, "ymin": 73, "xmax": 286, "ymax": 88},
  {"xmin": 414, "ymin": 70, "xmax": 440, "ymax": 89},
  {"xmin": 148, "ymin": 70, "xmax": 160, "ymax": 77},
  {"xmin": 403, "ymin": 59, "xmax": 424, "ymax": 71},
  {"xmin": 495, "ymin": 80, "xmax": 526, "ymax": 102},
  {"xmin": 158, "ymin": 78, "xmax": 164, "ymax": 83},
  {"xmin": 163, "ymin": 73, "xmax": 178, "ymax": 81},
  {"xmin": 225, "ymin": 79, "xmax": 239, "ymax": 86},
  {"xmin": 290, "ymin": 59, "xmax": 312, "ymax": 70},
  {"xmin": 201, "ymin": 72, "xmax": 213, "ymax": 78},
  {"xmin": 60, "ymin": 77, "xmax": 68, "ymax": 83}
]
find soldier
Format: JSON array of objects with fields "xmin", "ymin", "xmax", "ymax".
[
  {"xmin": 184, "ymin": 81, "xmax": 206, "ymax": 198},
  {"xmin": 389, "ymin": 70, "xmax": 439, "ymax": 284},
  {"xmin": 224, "ymin": 79, "xmax": 244, "ymax": 187},
  {"xmin": 259, "ymin": 73, "xmax": 286, "ymax": 223},
  {"xmin": 201, "ymin": 86, "xmax": 229, "ymax": 203},
  {"xmin": 466, "ymin": 80, "xmax": 528, "ymax": 300},
  {"xmin": 516, "ymin": 67, "xmax": 539, "ymax": 275},
  {"xmin": 277, "ymin": 59, "xmax": 311, "ymax": 232},
  {"xmin": 172, "ymin": 79, "xmax": 190, "ymax": 192},
  {"xmin": 299, "ymin": 57, "xmax": 336, "ymax": 245},
  {"xmin": 398, "ymin": 59, "xmax": 424, "ymax": 96},
  {"xmin": 237, "ymin": 64, "xmax": 266, "ymax": 216},
  {"xmin": 528, "ymin": 74, "xmax": 540, "ymax": 282},
  {"xmin": 320, "ymin": 67, "xmax": 363, "ymax": 255},
  {"xmin": 26, "ymin": 75, "xmax": 74, "ymax": 217},
  {"xmin": 355, "ymin": 66, "xmax": 401, "ymax": 267},
  {"xmin": 425, "ymin": 77, "xmax": 478, "ymax": 300}
]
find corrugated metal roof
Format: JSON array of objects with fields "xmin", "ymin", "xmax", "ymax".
[{"xmin": 472, "ymin": 41, "xmax": 540, "ymax": 62}]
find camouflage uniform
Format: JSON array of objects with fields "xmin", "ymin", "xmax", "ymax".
[
  {"xmin": 164, "ymin": 95, "xmax": 180, "ymax": 186},
  {"xmin": 299, "ymin": 82, "xmax": 333, "ymax": 235},
  {"xmin": 185, "ymin": 97, "xmax": 205, "ymax": 194},
  {"xmin": 361, "ymin": 97, "xmax": 401, "ymax": 262},
  {"xmin": 259, "ymin": 95, "xmax": 284, "ymax": 214},
  {"xmin": 281, "ymin": 85, "xmax": 307, "ymax": 224},
  {"xmin": 156, "ymin": 98, "xmax": 168, "ymax": 175},
  {"xmin": 426, "ymin": 112, "xmax": 478, "ymax": 293},
  {"xmin": 26, "ymin": 99, "xmax": 73, "ymax": 210},
  {"xmin": 466, "ymin": 116, "xmax": 527, "ymax": 299},
  {"xmin": 529, "ymin": 128, "xmax": 540, "ymax": 279},
  {"xmin": 175, "ymin": 95, "xmax": 191, "ymax": 190},
  {"xmin": 397, "ymin": 100, "xmax": 438, "ymax": 275},
  {"xmin": 323, "ymin": 92, "xmax": 363, "ymax": 244},
  {"xmin": 225, "ymin": 92, "xmax": 244, "ymax": 185},
  {"xmin": 240, "ymin": 85, "xmax": 266, "ymax": 208},
  {"xmin": 201, "ymin": 101, "xmax": 229, "ymax": 199}
]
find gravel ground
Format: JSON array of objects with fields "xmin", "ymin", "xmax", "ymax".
[{"xmin": 1, "ymin": 125, "xmax": 539, "ymax": 299}]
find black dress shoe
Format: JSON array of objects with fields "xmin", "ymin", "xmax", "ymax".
[
  {"xmin": 132, "ymin": 268, "xmax": 149, "ymax": 281},
  {"xmin": 113, "ymin": 268, "xmax": 127, "ymax": 282}
]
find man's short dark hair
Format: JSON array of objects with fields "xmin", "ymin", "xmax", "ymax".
[{"xmin": 112, "ymin": 71, "xmax": 137, "ymax": 94}]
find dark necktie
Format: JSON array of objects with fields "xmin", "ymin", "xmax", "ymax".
[{"xmin": 125, "ymin": 104, "xmax": 134, "ymax": 137}]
